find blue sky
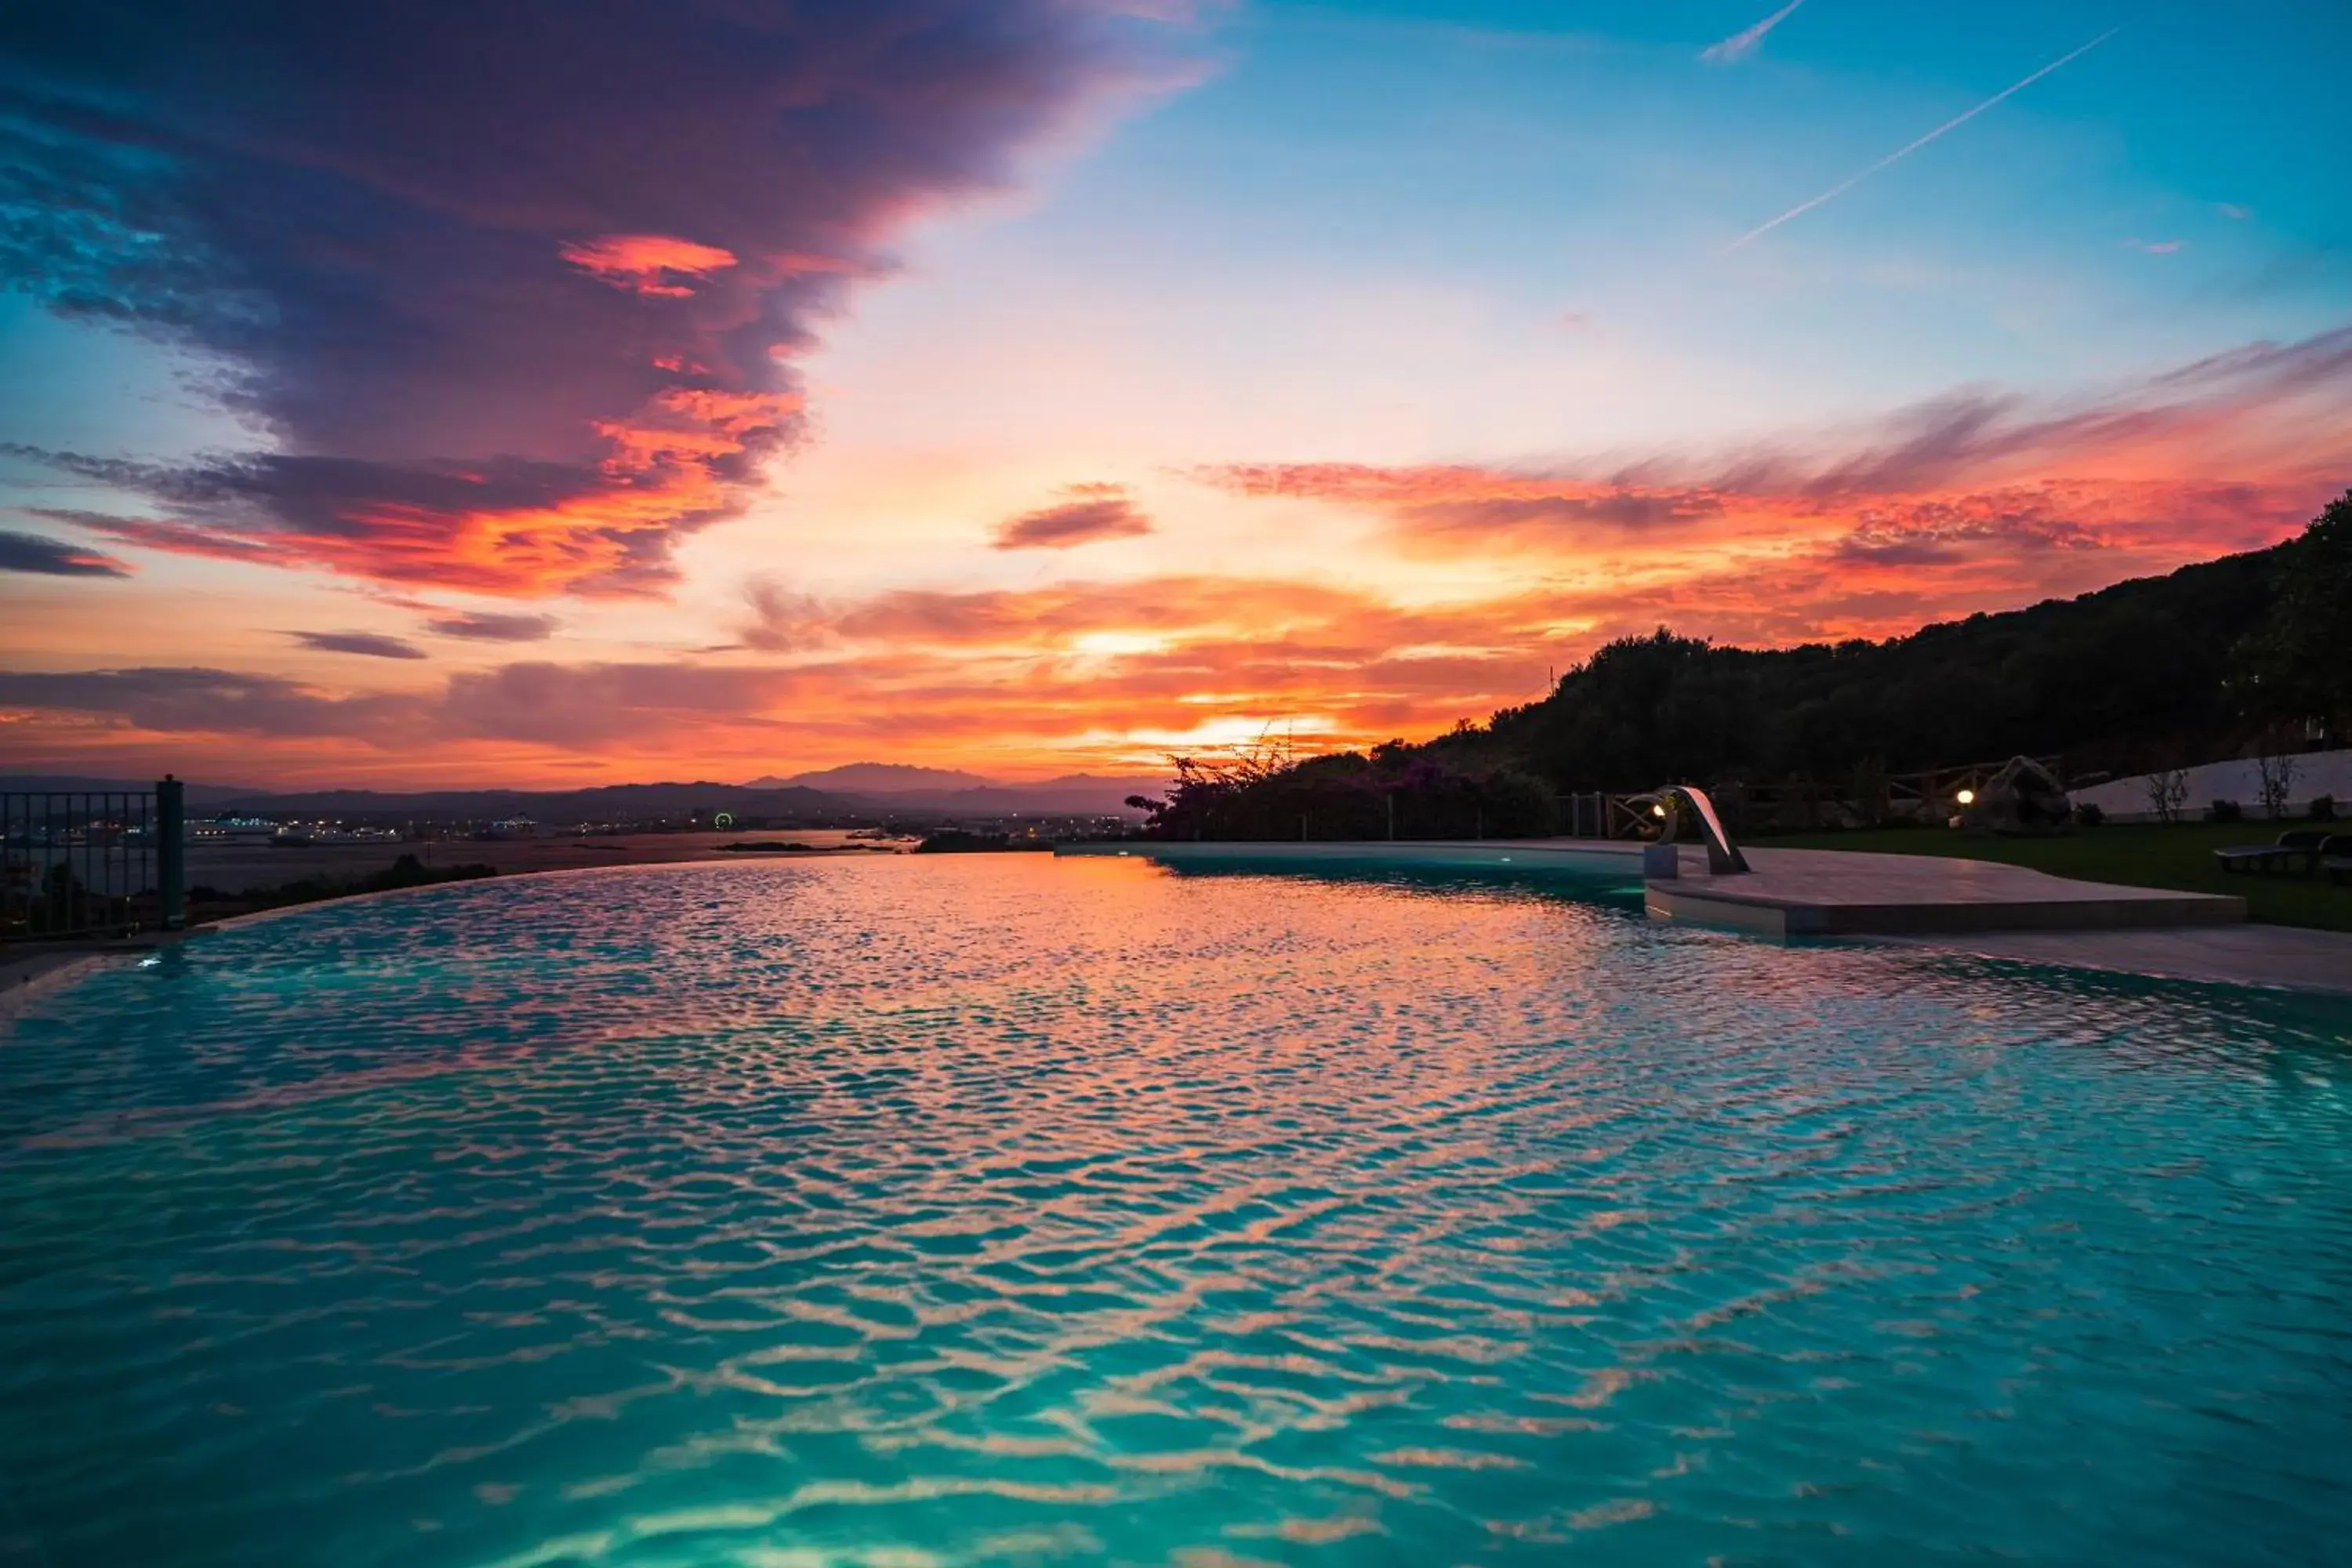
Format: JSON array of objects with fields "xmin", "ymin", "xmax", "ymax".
[{"xmin": 979, "ymin": 0, "xmax": 2344, "ymax": 403}]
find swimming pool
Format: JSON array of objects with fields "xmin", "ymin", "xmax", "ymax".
[{"xmin": 4, "ymin": 855, "xmax": 2349, "ymax": 1566}]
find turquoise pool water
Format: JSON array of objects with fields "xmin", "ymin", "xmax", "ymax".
[{"xmin": 3, "ymin": 855, "xmax": 2350, "ymax": 1566}]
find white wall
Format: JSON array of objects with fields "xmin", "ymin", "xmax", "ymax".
[{"xmin": 2074, "ymin": 748, "xmax": 2352, "ymax": 822}]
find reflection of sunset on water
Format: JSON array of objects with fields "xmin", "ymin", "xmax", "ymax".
[{"xmin": 7, "ymin": 855, "xmax": 2351, "ymax": 1561}]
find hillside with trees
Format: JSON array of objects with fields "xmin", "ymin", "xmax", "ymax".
[{"xmin": 1133, "ymin": 490, "xmax": 2349, "ymax": 840}]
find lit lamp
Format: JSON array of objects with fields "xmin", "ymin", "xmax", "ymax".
[
  {"xmin": 1955, "ymin": 789, "xmax": 1976, "ymax": 807},
  {"xmin": 1651, "ymin": 803, "xmax": 1668, "ymax": 818}
]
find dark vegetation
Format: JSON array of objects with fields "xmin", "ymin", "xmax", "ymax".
[
  {"xmin": 1129, "ymin": 744, "xmax": 1555, "ymax": 842},
  {"xmin": 4, "ymin": 862, "xmax": 143, "ymax": 940},
  {"xmin": 1134, "ymin": 492, "xmax": 2351, "ymax": 840}
]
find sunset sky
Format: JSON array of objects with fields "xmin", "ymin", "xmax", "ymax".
[{"xmin": 2, "ymin": 0, "xmax": 2347, "ymax": 786}]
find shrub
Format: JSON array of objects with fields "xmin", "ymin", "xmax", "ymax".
[
  {"xmin": 2073, "ymin": 801, "xmax": 2104, "ymax": 827},
  {"xmin": 359, "ymin": 854, "xmax": 495, "ymax": 892},
  {"xmin": 1136, "ymin": 745, "xmax": 1555, "ymax": 841},
  {"xmin": 2312, "ymin": 794, "xmax": 2337, "ymax": 821},
  {"xmin": 2206, "ymin": 799, "xmax": 2243, "ymax": 823},
  {"xmin": 2145, "ymin": 767, "xmax": 2191, "ymax": 825}
]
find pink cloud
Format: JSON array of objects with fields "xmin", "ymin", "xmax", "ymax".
[
  {"xmin": 560, "ymin": 234, "xmax": 739, "ymax": 298},
  {"xmin": 7, "ymin": 2, "xmax": 1200, "ymax": 597}
]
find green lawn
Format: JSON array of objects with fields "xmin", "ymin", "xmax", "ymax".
[{"xmin": 1760, "ymin": 820, "xmax": 2352, "ymax": 932}]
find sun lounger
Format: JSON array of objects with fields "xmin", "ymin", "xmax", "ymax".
[
  {"xmin": 2323, "ymin": 834, "xmax": 2352, "ymax": 886},
  {"xmin": 2212, "ymin": 828, "xmax": 2330, "ymax": 873}
]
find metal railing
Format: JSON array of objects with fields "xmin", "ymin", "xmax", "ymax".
[
  {"xmin": 1558, "ymin": 791, "xmax": 1682, "ymax": 840},
  {"xmin": 0, "ymin": 778, "xmax": 183, "ymax": 942}
]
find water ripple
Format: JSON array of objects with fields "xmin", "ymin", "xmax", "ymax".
[{"xmin": 2, "ymin": 855, "xmax": 2350, "ymax": 1566}]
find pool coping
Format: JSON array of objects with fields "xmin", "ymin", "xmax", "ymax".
[{"xmin": 0, "ymin": 934, "xmax": 196, "ymax": 1022}]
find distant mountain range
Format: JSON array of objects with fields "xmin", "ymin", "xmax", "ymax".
[
  {"xmin": 746, "ymin": 764, "xmax": 1171, "ymax": 815},
  {"xmin": 746, "ymin": 763, "xmax": 995, "ymax": 793}
]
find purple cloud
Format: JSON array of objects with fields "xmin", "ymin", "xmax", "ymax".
[
  {"xmin": 0, "ymin": 2, "xmax": 1193, "ymax": 595},
  {"xmin": 0, "ymin": 660, "xmax": 797, "ymax": 750},
  {"xmin": 0, "ymin": 528, "xmax": 132, "ymax": 577},
  {"xmin": 992, "ymin": 485, "xmax": 1156, "ymax": 550},
  {"xmin": 0, "ymin": 667, "xmax": 423, "ymax": 738},
  {"xmin": 1402, "ymin": 491, "xmax": 1724, "ymax": 539},
  {"xmin": 290, "ymin": 631, "xmax": 430, "ymax": 660},
  {"xmin": 424, "ymin": 611, "xmax": 560, "ymax": 643}
]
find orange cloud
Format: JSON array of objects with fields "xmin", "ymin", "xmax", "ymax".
[
  {"xmin": 0, "ymin": 570, "xmax": 1581, "ymax": 782},
  {"xmin": 1202, "ymin": 322, "xmax": 2352, "ymax": 560},
  {"xmin": 560, "ymin": 234, "xmax": 740, "ymax": 298},
  {"xmin": 31, "ymin": 383, "xmax": 804, "ymax": 597},
  {"xmin": 12, "ymin": 325, "xmax": 2347, "ymax": 786},
  {"xmin": 1187, "ymin": 325, "xmax": 2352, "ymax": 654},
  {"xmin": 0, "ymin": 481, "xmax": 2325, "ymax": 786}
]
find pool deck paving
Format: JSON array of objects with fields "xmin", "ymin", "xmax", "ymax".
[{"xmin": 1645, "ymin": 844, "xmax": 2245, "ymax": 937}]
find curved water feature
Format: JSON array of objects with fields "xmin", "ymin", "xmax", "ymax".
[{"xmin": 2, "ymin": 854, "xmax": 2349, "ymax": 1566}]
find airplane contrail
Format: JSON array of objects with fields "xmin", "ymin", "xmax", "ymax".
[
  {"xmin": 1702, "ymin": 0, "xmax": 1805, "ymax": 65},
  {"xmin": 1728, "ymin": 25, "xmax": 2123, "ymax": 251}
]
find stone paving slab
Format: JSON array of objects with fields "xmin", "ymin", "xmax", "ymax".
[{"xmin": 1648, "ymin": 846, "xmax": 2246, "ymax": 936}]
